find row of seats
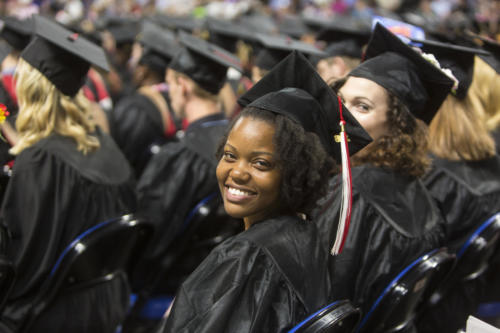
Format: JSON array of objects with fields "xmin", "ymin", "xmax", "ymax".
[
  {"xmin": 288, "ymin": 212, "xmax": 500, "ymax": 333},
  {"xmin": 0, "ymin": 210, "xmax": 498, "ymax": 332}
]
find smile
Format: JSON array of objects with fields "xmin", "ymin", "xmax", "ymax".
[{"xmin": 224, "ymin": 185, "xmax": 257, "ymax": 202}]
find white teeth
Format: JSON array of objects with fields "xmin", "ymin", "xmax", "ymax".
[{"xmin": 228, "ymin": 187, "xmax": 252, "ymax": 197}]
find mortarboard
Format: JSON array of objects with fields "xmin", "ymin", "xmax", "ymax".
[
  {"xmin": 0, "ymin": 41, "xmax": 12, "ymax": 63},
  {"xmin": 315, "ymin": 20, "xmax": 371, "ymax": 59},
  {"xmin": 239, "ymin": 50, "xmax": 371, "ymax": 161},
  {"xmin": 205, "ymin": 18, "xmax": 258, "ymax": 53},
  {"xmin": 153, "ymin": 15, "xmax": 205, "ymax": 34},
  {"xmin": 107, "ymin": 22, "xmax": 139, "ymax": 46},
  {"xmin": 348, "ymin": 23, "xmax": 455, "ymax": 124},
  {"xmin": 468, "ymin": 34, "xmax": 500, "ymax": 75},
  {"xmin": 254, "ymin": 33, "xmax": 325, "ymax": 71},
  {"xmin": 21, "ymin": 15, "xmax": 109, "ymax": 97},
  {"xmin": 411, "ymin": 37, "xmax": 490, "ymax": 99},
  {"xmin": 137, "ymin": 21, "xmax": 179, "ymax": 76},
  {"xmin": 239, "ymin": 50, "xmax": 372, "ymax": 255},
  {"xmin": 237, "ymin": 13, "xmax": 278, "ymax": 35},
  {"xmin": 0, "ymin": 16, "xmax": 33, "ymax": 51},
  {"xmin": 169, "ymin": 31, "xmax": 242, "ymax": 95},
  {"xmin": 277, "ymin": 14, "xmax": 312, "ymax": 39}
]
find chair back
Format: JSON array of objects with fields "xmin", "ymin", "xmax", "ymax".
[
  {"xmin": 455, "ymin": 213, "xmax": 500, "ymax": 281},
  {"xmin": 0, "ymin": 254, "xmax": 15, "ymax": 313},
  {"xmin": 289, "ymin": 300, "xmax": 361, "ymax": 333},
  {"xmin": 356, "ymin": 248, "xmax": 450, "ymax": 333},
  {"xmin": 21, "ymin": 214, "xmax": 153, "ymax": 332}
]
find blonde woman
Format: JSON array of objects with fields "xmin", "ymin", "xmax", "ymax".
[
  {"xmin": 419, "ymin": 42, "xmax": 500, "ymax": 333},
  {"xmin": 0, "ymin": 16, "xmax": 136, "ymax": 332}
]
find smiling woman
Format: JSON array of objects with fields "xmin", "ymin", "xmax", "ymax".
[{"xmin": 160, "ymin": 51, "xmax": 371, "ymax": 333}]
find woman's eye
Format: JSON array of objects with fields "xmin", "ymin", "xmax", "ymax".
[
  {"xmin": 355, "ymin": 103, "xmax": 371, "ymax": 112},
  {"xmin": 223, "ymin": 152, "xmax": 236, "ymax": 161},
  {"xmin": 254, "ymin": 159, "xmax": 272, "ymax": 169}
]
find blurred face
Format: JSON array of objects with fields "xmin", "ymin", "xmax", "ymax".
[
  {"xmin": 166, "ymin": 69, "xmax": 185, "ymax": 119},
  {"xmin": 338, "ymin": 76, "xmax": 390, "ymax": 141},
  {"xmin": 316, "ymin": 57, "xmax": 348, "ymax": 83},
  {"xmin": 216, "ymin": 116, "xmax": 282, "ymax": 229}
]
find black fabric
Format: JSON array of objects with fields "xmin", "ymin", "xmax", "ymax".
[
  {"xmin": 27, "ymin": 273, "xmax": 130, "ymax": 333},
  {"xmin": 418, "ymin": 155, "xmax": 500, "ymax": 333},
  {"xmin": 20, "ymin": 15, "xmax": 109, "ymax": 97},
  {"xmin": 138, "ymin": 20, "xmax": 178, "ymax": 71},
  {"xmin": 493, "ymin": 129, "xmax": 500, "ymax": 155},
  {"xmin": 0, "ymin": 130, "xmax": 136, "ymax": 331},
  {"xmin": 109, "ymin": 91, "xmax": 176, "ymax": 177},
  {"xmin": 162, "ymin": 215, "xmax": 331, "ymax": 333},
  {"xmin": 135, "ymin": 114, "xmax": 228, "ymax": 288},
  {"xmin": 239, "ymin": 51, "xmax": 371, "ymax": 162},
  {"xmin": 254, "ymin": 48, "xmax": 290, "ymax": 70},
  {"xmin": 0, "ymin": 41, "xmax": 11, "ymax": 63},
  {"xmin": 423, "ymin": 155, "xmax": 500, "ymax": 252},
  {"xmin": 169, "ymin": 31, "xmax": 241, "ymax": 95},
  {"xmin": 414, "ymin": 38, "xmax": 488, "ymax": 99},
  {"xmin": 0, "ymin": 16, "xmax": 32, "ymax": 51},
  {"xmin": 313, "ymin": 165, "xmax": 444, "ymax": 316},
  {"xmin": 349, "ymin": 23, "xmax": 454, "ymax": 124}
]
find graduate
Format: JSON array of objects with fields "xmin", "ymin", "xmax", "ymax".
[
  {"xmin": 312, "ymin": 20, "xmax": 370, "ymax": 83},
  {"xmin": 417, "ymin": 39, "xmax": 500, "ymax": 333},
  {"xmin": 251, "ymin": 33, "xmax": 325, "ymax": 83},
  {"xmin": 109, "ymin": 21, "xmax": 182, "ymax": 177},
  {"xmin": 314, "ymin": 23, "xmax": 454, "ymax": 316},
  {"xmin": 160, "ymin": 50, "xmax": 371, "ymax": 333},
  {"xmin": 0, "ymin": 16, "xmax": 136, "ymax": 332},
  {"xmin": 134, "ymin": 32, "xmax": 242, "ymax": 296}
]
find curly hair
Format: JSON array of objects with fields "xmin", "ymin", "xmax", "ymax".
[
  {"xmin": 11, "ymin": 58, "xmax": 99, "ymax": 155},
  {"xmin": 332, "ymin": 77, "xmax": 430, "ymax": 177},
  {"xmin": 216, "ymin": 107, "xmax": 335, "ymax": 216}
]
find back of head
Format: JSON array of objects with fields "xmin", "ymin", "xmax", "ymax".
[
  {"xmin": 429, "ymin": 92, "xmax": 495, "ymax": 161},
  {"xmin": 11, "ymin": 58, "xmax": 98, "ymax": 155},
  {"xmin": 469, "ymin": 56, "xmax": 500, "ymax": 132}
]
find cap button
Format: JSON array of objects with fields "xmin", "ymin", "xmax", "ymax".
[{"xmin": 67, "ymin": 33, "xmax": 79, "ymax": 42}]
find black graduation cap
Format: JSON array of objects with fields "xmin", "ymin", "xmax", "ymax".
[
  {"xmin": 205, "ymin": 18, "xmax": 258, "ymax": 53},
  {"xmin": 0, "ymin": 16, "xmax": 33, "ymax": 51},
  {"xmin": 137, "ymin": 21, "xmax": 179, "ymax": 75},
  {"xmin": 348, "ymin": 23, "xmax": 454, "ymax": 124},
  {"xmin": 239, "ymin": 50, "xmax": 372, "ymax": 161},
  {"xmin": 254, "ymin": 33, "xmax": 325, "ymax": 71},
  {"xmin": 277, "ymin": 14, "xmax": 312, "ymax": 39},
  {"xmin": 411, "ymin": 37, "xmax": 489, "ymax": 99},
  {"xmin": 469, "ymin": 34, "xmax": 500, "ymax": 75},
  {"xmin": 153, "ymin": 15, "xmax": 204, "ymax": 33},
  {"xmin": 0, "ymin": 41, "xmax": 12, "ymax": 63},
  {"xmin": 107, "ymin": 23, "xmax": 139, "ymax": 46},
  {"xmin": 21, "ymin": 15, "xmax": 110, "ymax": 97},
  {"xmin": 237, "ymin": 13, "xmax": 278, "ymax": 35},
  {"xmin": 315, "ymin": 21, "xmax": 371, "ymax": 59},
  {"xmin": 169, "ymin": 31, "xmax": 242, "ymax": 95}
]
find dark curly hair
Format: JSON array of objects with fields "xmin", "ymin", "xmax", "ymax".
[
  {"xmin": 216, "ymin": 107, "xmax": 335, "ymax": 216},
  {"xmin": 332, "ymin": 77, "xmax": 430, "ymax": 177}
]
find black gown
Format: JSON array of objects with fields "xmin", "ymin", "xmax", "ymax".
[
  {"xmin": 314, "ymin": 165, "xmax": 445, "ymax": 315},
  {"xmin": 134, "ymin": 113, "xmax": 229, "ymax": 292},
  {"xmin": 0, "ymin": 130, "xmax": 137, "ymax": 332},
  {"xmin": 417, "ymin": 155, "xmax": 500, "ymax": 333},
  {"xmin": 109, "ymin": 89, "xmax": 180, "ymax": 177},
  {"xmin": 162, "ymin": 215, "xmax": 331, "ymax": 333}
]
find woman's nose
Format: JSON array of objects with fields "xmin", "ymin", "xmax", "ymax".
[{"xmin": 230, "ymin": 163, "xmax": 250, "ymax": 183}]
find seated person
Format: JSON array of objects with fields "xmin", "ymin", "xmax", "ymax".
[
  {"xmin": 0, "ymin": 16, "xmax": 136, "ymax": 332},
  {"xmin": 314, "ymin": 23, "xmax": 454, "ymax": 316},
  {"xmin": 160, "ymin": 51, "xmax": 370, "ymax": 332}
]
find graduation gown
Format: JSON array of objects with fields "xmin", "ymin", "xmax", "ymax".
[
  {"xmin": 423, "ymin": 155, "xmax": 500, "ymax": 251},
  {"xmin": 135, "ymin": 113, "xmax": 228, "ymax": 291},
  {"xmin": 162, "ymin": 215, "xmax": 331, "ymax": 333},
  {"xmin": 109, "ymin": 89, "xmax": 179, "ymax": 177},
  {"xmin": 314, "ymin": 165, "xmax": 444, "ymax": 314},
  {"xmin": 417, "ymin": 155, "xmax": 500, "ymax": 333},
  {"xmin": 0, "ymin": 130, "xmax": 137, "ymax": 332}
]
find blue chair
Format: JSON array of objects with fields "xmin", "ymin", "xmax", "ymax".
[
  {"xmin": 355, "ymin": 248, "xmax": 455, "ymax": 333},
  {"xmin": 0, "ymin": 254, "xmax": 15, "ymax": 314},
  {"xmin": 288, "ymin": 300, "xmax": 361, "ymax": 333},
  {"xmin": 124, "ymin": 193, "xmax": 242, "ymax": 331},
  {"xmin": 19, "ymin": 214, "xmax": 153, "ymax": 333}
]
